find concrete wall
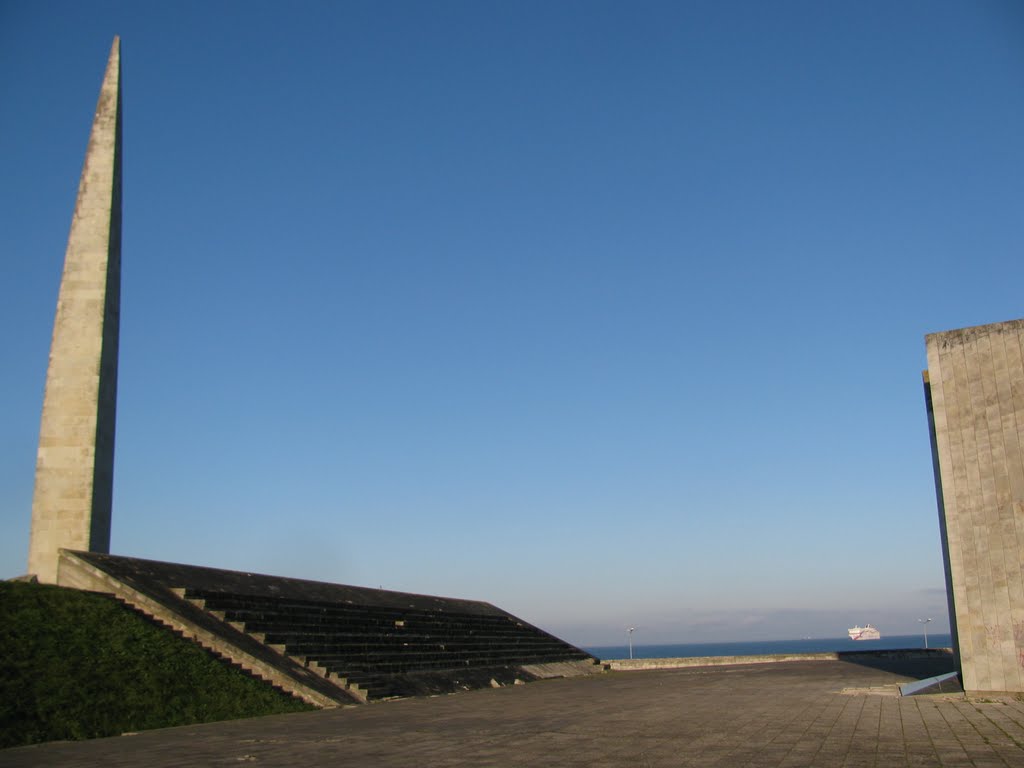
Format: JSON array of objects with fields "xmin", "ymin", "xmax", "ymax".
[
  {"xmin": 925, "ymin": 318, "xmax": 1024, "ymax": 693},
  {"xmin": 604, "ymin": 654, "xmax": 841, "ymax": 670},
  {"xmin": 604, "ymin": 648, "xmax": 954, "ymax": 672},
  {"xmin": 28, "ymin": 38, "xmax": 122, "ymax": 583}
]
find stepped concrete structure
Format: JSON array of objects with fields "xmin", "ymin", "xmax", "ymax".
[
  {"xmin": 57, "ymin": 551, "xmax": 601, "ymax": 705},
  {"xmin": 28, "ymin": 38, "xmax": 122, "ymax": 584},
  {"xmin": 925, "ymin": 318, "xmax": 1024, "ymax": 694}
]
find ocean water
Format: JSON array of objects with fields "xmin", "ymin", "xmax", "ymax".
[{"xmin": 585, "ymin": 633, "xmax": 953, "ymax": 661}]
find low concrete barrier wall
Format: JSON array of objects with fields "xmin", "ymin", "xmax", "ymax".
[
  {"xmin": 604, "ymin": 654, "xmax": 838, "ymax": 671},
  {"xmin": 603, "ymin": 648, "xmax": 953, "ymax": 671}
]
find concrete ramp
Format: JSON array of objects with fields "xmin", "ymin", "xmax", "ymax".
[
  {"xmin": 900, "ymin": 671, "xmax": 962, "ymax": 697},
  {"xmin": 57, "ymin": 550, "xmax": 601, "ymax": 706}
]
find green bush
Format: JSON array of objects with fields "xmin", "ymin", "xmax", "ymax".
[{"xmin": 0, "ymin": 581, "xmax": 313, "ymax": 747}]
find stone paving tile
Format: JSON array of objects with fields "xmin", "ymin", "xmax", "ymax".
[
  {"xmin": 6, "ymin": 660, "xmax": 1024, "ymax": 767},
  {"xmin": 990, "ymin": 711, "xmax": 1024, "ymax": 744}
]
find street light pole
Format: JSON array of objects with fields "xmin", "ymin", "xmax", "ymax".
[
  {"xmin": 918, "ymin": 618, "xmax": 933, "ymax": 649},
  {"xmin": 627, "ymin": 627, "xmax": 635, "ymax": 660}
]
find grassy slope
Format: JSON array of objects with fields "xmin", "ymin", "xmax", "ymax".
[{"xmin": 0, "ymin": 581, "xmax": 313, "ymax": 748}]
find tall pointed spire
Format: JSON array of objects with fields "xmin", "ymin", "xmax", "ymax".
[{"xmin": 28, "ymin": 37, "xmax": 122, "ymax": 583}]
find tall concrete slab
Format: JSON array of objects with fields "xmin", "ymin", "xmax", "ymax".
[
  {"xmin": 925, "ymin": 318, "xmax": 1024, "ymax": 693},
  {"xmin": 28, "ymin": 38, "xmax": 122, "ymax": 584}
]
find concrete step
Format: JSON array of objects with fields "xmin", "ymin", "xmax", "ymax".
[{"xmin": 310, "ymin": 651, "xmax": 591, "ymax": 675}]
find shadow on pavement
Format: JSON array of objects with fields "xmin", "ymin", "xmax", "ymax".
[{"xmin": 838, "ymin": 650, "xmax": 957, "ymax": 682}]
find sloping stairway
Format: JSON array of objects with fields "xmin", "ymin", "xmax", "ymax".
[
  {"xmin": 57, "ymin": 550, "xmax": 602, "ymax": 705},
  {"xmin": 184, "ymin": 589, "xmax": 596, "ymax": 700}
]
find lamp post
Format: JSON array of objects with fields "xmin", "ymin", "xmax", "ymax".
[
  {"xmin": 627, "ymin": 627, "xmax": 635, "ymax": 660},
  {"xmin": 918, "ymin": 617, "xmax": 933, "ymax": 649}
]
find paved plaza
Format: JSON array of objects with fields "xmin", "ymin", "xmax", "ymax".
[{"xmin": 6, "ymin": 659, "xmax": 1024, "ymax": 767}]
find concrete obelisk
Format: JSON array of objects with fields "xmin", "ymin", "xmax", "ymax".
[{"xmin": 28, "ymin": 38, "xmax": 122, "ymax": 584}]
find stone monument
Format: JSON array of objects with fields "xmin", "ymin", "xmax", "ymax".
[
  {"xmin": 18, "ymin": 39, "xmax": 603, "ymax": 705},
  {"xmin": 27, "ymin": 37, "xmax": 122, "ymax": 584},
  {"xmin": 925, "ymin": 318, "xmax": 1024, "ymax": 693}
]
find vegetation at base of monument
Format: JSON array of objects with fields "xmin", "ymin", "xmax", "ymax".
[{"xmin": 0, "ymin": 581, "xmax": 314, "ymax": 748}]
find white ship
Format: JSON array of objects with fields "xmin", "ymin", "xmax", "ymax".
[{"xmin": 848, "ymin": 624, "xmax": 881, "ymax": 641}]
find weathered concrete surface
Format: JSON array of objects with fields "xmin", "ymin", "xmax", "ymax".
[
  {"xmin": 6, "ymin": 660, "xmax": 1024, "ymax": 767},
  {"xmin": 28, "ymin": 37, "xmax": 122, "ymax": 584},
  {"xmin": 926, "ymin": 318, "xmax": 1024, "ymax": 694}
]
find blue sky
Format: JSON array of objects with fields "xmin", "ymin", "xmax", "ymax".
[{"xmin": 2, "ymin": 1, "xmax": 1023, "ymax": 646}]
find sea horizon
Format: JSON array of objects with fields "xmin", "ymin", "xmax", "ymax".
[{"xmin": 584, "ymin": 633, "xmax": 954, "ymax": 661}]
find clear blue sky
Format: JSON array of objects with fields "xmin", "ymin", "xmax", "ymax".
[{"xmin": 2, "ymin": 1, "xmax": 1022, "ymax": 646}]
